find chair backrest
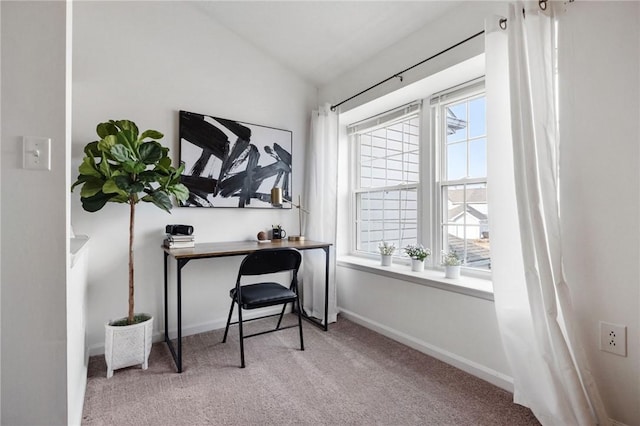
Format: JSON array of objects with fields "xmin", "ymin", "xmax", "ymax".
[{"xmin": 238, "ymin": 248, "xmax": 302, "ymax": 277}]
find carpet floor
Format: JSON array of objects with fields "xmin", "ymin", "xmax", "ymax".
[{"xmin": 82, "ymin": 316, "xmax": 540, "ymax": 425}]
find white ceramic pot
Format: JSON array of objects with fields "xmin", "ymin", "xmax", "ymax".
[
  {"xmin": 411, "ymin": 258, "xmax": 424, "ymax": 272},
  {"xmin": 445, "ymin": 265, "xmax": 461, "ymax": 279},
  {"xmin": 380, "ymin": 254, "xmax": 392, "ymax": 266},
  {"xmin": 104, "ymin": 314, "xmax": 153, "ymax": 378}
]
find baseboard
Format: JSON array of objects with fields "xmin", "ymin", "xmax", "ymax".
[
  {"xmin": 338, "ymin": 308, "xmax": 514, "ymax": 392},
  {"xmin": 88, "ymin": 307, "xmax": 284, "ymax": 356}
]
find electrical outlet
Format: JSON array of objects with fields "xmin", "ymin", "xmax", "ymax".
[{"xmin": 600, "ymin": 321, "xmax": 627, "ymax": 357}]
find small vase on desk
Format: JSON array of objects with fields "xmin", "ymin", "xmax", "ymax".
[
  {"xmin": 380, "ymin": 254, "xmax": 392, "ymax": 266},
  {"xmin": 411, "ymin": 258, "xmax": 424, "ymax": 272}
]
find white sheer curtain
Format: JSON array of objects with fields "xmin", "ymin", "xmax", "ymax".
[
  {"xmin": 486, "ymin": 2, "xmax": 609, "ymax": 425},
  {"xmin": 301, "ymin": 103, "xmax": 338, "ymax": 324}
]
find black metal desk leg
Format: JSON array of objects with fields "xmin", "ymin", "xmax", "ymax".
[
  {"xmin": 323, "ymin": 246, "xmax": 330, "ymax": 331},
  {"xmin": 176, "ymin": 259, "xmax": 185, "ymax": 372},
  {"xmin": 164, "ymin": 256, "xmax": 189, "ymax": 373},
  {"xmin": 164, "ymin": 252, "xmax": 168, "ymax": 349}
]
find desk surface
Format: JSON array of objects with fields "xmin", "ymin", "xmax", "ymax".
[{"xmin": 163, "ymin": 239, "xmax": 331, "ymax": 260}]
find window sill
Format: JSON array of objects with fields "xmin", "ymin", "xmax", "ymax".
[{"xmin": 337, "ymin": 255, "xmax": 494, "ymax": 301}]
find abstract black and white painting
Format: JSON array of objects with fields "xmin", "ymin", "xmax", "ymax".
[{"xmin": 178, "ymin": 111, "xmax": 292, "ymax": 208}]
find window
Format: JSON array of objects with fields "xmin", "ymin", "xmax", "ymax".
[
  {"xmin": 434, "ymin": 85, "xmax": 490, "ymax": 270},
  {"xmin": 350, "ymin": 103, "xmax": 421, "ymax": 255},
  {"xmin": 349, "ymin": 80, "xmax": 490, "ymax": 273}
]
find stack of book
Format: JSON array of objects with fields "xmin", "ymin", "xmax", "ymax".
[{"xmin": 163, "ymin": 233, "xmax": 196, "ymax": 249}]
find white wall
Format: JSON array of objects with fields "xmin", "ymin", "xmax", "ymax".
[
  {"xmin": 323, "ymin": 0, "xmax": 513, "ymax": 389},
  {"xmin": 72, "ymin": 2, "xmax": 317, "ymax": 352},
  {"xmin": 559, "ymin": 2, "xmax": 639, "ymax": 425},
  {"xmin": 1, "ymin": 1, "xmax": 70, "ymax": 424},
  {"xmin": 324, "ymin": 1, "xmax": 640, "ymax": 425}
]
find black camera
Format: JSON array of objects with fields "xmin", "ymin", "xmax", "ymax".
[{"xmin": 165, "ymin": 224, "xmax": 194, "ymax": 235}]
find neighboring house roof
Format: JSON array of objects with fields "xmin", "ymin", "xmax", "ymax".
[
  {"xmin": 448, "ymin": 204, "xmax": 487, "ymax": 222},
  {"xmin": 447, "ymin": 187, "xmax": 487, "ymax": 204},
  {"xmin": 446, "ymin": 109, "xmax": 467, "ymax": 135},
  {"xmin": 446, "ymin": 234, "xmax": 491, "ymax": 266}
]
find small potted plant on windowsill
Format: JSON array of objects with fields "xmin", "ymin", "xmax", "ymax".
[
  {"xmin": 378, "ymin": 241, "xmax": 396, "ymax": 266},
  {"xmin": 404, "ymin": 244, "xmax": 431, "ymax": 272},
  {"xmin": 442, "ymin": 249, "xmax": 462, "ymax": 279}
]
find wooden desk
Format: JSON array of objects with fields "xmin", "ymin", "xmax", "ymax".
[{"xmin": 163, "ymin": 239, "xmax": 332, "ymax": 373}]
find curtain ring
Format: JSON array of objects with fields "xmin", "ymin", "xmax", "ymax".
[
  {"xmin": 539, "ymin": 0, "xmax": 547, "ymax": 10},
  {"xmin": 499, "ymin": 18, "xmax": 507, "ymax": 30}
]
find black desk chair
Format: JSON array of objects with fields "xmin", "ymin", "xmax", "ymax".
[{"xmin": 222, "ymin": 248, "xmax": 304, "ymax": 368}]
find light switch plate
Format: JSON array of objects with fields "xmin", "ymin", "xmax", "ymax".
[{"xmin": 23, "ymin": 137, "xmax": 51, "ymax": 170}]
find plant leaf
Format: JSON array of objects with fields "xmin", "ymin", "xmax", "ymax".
[
  {"xmin": 122, "ymin": 161, "xmax": 146, "ymax": 174},
  {"xmin": 102, "ymin": 178, "xmax": 127, "ymax": 196},
  {"xmin": 78, "ymin": 157, "xmax": 103, "ymax": 178},
  {"xmin": 139, "ymin": 142, "xmax": 163, "ymax": 165},
  {"xmin": 114, "ymin": 120, "xmax": 139, "ymax": 141},
  {"xmin": 80, "ymin": 177, "xmax": 105, "ymax": 198},
  {"xmin": 138, "ymin": 170, "xmax": 161, "ymax": 183},
  {"xmin": 80, "ymin": 191, "xmax": 115, "ymax": 212},
  {"xmin": 84, "ymin": 141, "xmax": 101, "ymax": 157},
  {"xmin": 142, "ymin": 190, "xmax": 172, "ymax": 212},
  {"xmin": 71, "ymin": 175, "xmax": 89, "ymax": 192},
  {"xmin": 111, "ymin": 144, "xmax": 134, "ymax": 163},
  {"xmin": 139, "ymin": 129, "xmax": 163, "ymax": 141},
  {"xmin": 96, "ymin": 122, "xmax": 118, "ymax": 139},
  {"xmin": 170, "ymin": 183, "xmax": 189, "ymax": 202},
  {"xmin": 98, "ymin": 135, "xmax": 118, "ymax": 153}
]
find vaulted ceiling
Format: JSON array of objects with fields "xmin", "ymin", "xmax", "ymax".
[{"xmin": 194, "ymin": 1, "xmax": 464, "ymax": 87}]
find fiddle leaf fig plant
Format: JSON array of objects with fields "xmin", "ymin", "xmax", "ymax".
[{"xmin": 72, "ymin": 120, "xmax": 188, "ymax": 325}]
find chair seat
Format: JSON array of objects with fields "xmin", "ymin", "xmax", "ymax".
[{"xmin": 230, "ymin": 282, "xmax": 297, "ymax": 309}]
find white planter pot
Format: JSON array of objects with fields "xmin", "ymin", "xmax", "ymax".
[
  {"xmin": 445, "ymin": 265, "xmax": 461, "ymax": 279},
  {"xmin": 380, "ymin": 254, "xmax": 392, "ymax": 266},
  {"xmin": 105, "ymin": 314, "xmax": 153, "ymax": 378},
  {"xmin": 411, "ymin": 258, "xmax": 424, "ymax": 272}
]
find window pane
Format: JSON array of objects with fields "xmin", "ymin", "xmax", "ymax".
[
  {"xmin": 469, "ymin": 97, "xmax": 486, "ymax": 138},
  {"xmin": 469, "ymin": 138, "xmax": 487, "ymax": 178},
  {"xmin": 446, "ymin": 103, "xmax": 467, "ymax": 143},
  {"xmin": 447, "ymin": 142, "xmax": 466, "ymax": 180},
  {"xmin": 357, "ymin": 188, "xmax": 418, "ymax": 255},
  {"xmin": 442, "ymin": 183, "xmax": 490, "ymax": 270},
  {"xmin": 357, "ymin": 114, "xmax": 420, "ymax": 189}
]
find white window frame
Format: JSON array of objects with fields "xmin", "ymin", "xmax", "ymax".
[
  {"xmin": 348, "ymin": 102, "xmax": 422, "ymax": 261},
  {"xmin": 347, "ymin": 78, "xmax": 489, "ymax": 278},
  {"xmin": 432, "ymin": 79, "xmax": 489, "ymax": 276}
]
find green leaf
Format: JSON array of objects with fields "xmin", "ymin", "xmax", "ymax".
[
  {"xmin": 84, "ymin": 141, "xmax": 101, "ymax": 157},
  {"xmin": 96, "ymin": 122, "xmax": 118, "ymax": 139},
  {"xmin": 71, "ymin": 175, "xmax": 89, "ymax": 192},
  {"xmin": 80, "ymin": 177, "xmax": 105, "ymax": 198},
  {"xmin": 138, "ymin": 170, "xmax": 161, "ymax": 183},
  {"xmin": 111, "ymin": 144, "xmax": 134, "ymax": 163},
  {"xmin": 78, "ymin": 157, "xmax": 103, "ymax": 178},
  {"xmin": 97, "ymin": 135, "xmax": 118, "ymax": 153},
  {"xmin": 80, "ymin": 191, "xmax": 116, "ymax": 212},
  {"xmin": 139, "ymin": 142, "xmax": 163, "ymax": 165},
  {"xmin": 156, "ymin": 156, "xmax": 172, "ymax": 171},
  {"xmin": 102, "ymin": 179, "xmax": 127, "ymax": 196},
  {"xmin": 139, "ymin": 129, "xmax": 163, "ymax": 141},
  {"xmin": 122, "ymin": 161, "xmax": 146, "ymax": 174},
  {"xmin": 114, "ymin": 120, "xmax": 139, "ymax": 141},
  {"xmin": 99, "ymin": 158, "xmax": 111, "ymax": 177},
  {"xmin": 142, "ymin": 190, "xmax": 172, "ymax": 212},
  {"xmin": 170, "ymin": 183, "xmax": 189, "ymax": 202}
]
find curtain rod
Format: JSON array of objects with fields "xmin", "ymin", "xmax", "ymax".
[
  {"xmin": 330, "ymin": 0, "xmax": 568, "ymax": 112},
  {"xmin": 330, "ymin": 29, "xmax": 485, "ymax": 112}
]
